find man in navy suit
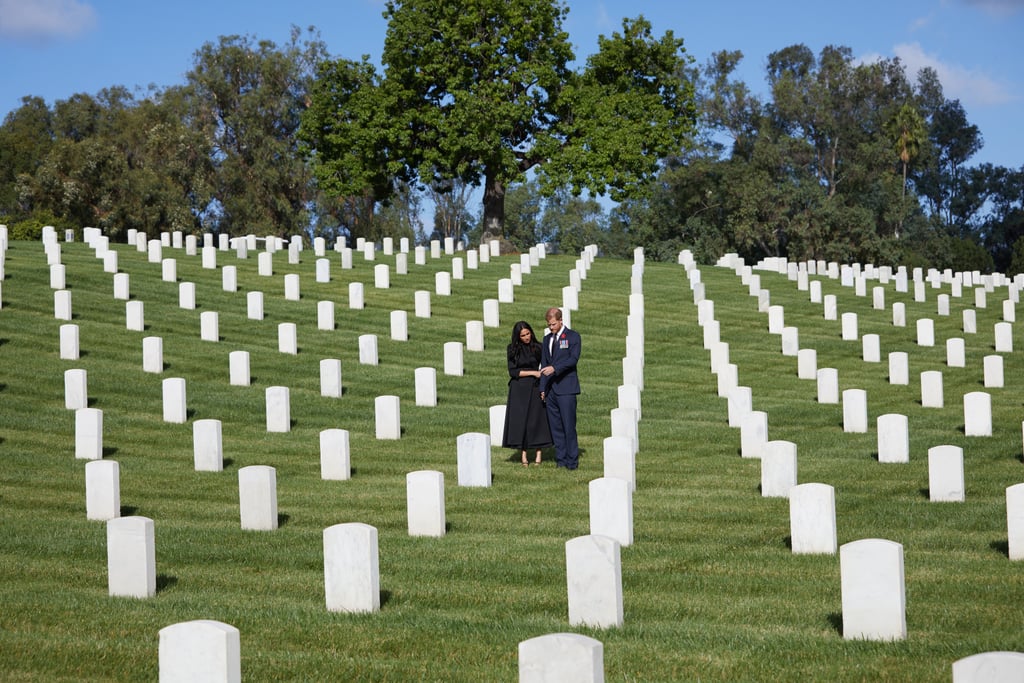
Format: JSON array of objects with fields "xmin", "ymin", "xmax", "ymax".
[{"xmin": 540, "ymin": 307, "xmax": 581, "ymax": 469}]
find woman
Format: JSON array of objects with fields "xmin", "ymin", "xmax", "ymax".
[{"xmin": 502, "ymin": 320, "xmax": 553, "ymax": 466}]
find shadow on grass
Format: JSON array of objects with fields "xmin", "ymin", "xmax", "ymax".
[
  {"xmin": 990, "ymin": 539, "xmax": 1009, "ymax": 557},
  {"xmin": 223, "ymin": 458, "xmax": 234, "ymax": 468},
  {"xmin": 918, "ymin": 487, "xmax": 930, "ymax": 499},
  {"xmin": 380, "ymin": 589, "xmax": 392, "ymax": 607},
  {"xmin": 87, "ymin": 397, "xmax": 98, "ymax": 407},
  {"xmin": 277, "ymin": 513, "xmax": 291, "ymax": 527},
  {"xmin": 0, "ymin": 382, "xmax": 6, "ymax": 392},
  {"xmin": 826, "ymin": 612, "xmax": 843, "ymax": 635},
  {"xmin": 156, "ymin": 574, "xmax": 178, "ymax": 593},
  {"xmin": 120, "ymin": 505, "xmax": 138, "ymax": 516},
  {"xmin": 782, "ymin": 535, "xmax": 792, "ymax": 550},
  {"xmin": 102, "ymin": 446, "xmax": 118, "ymax": 457}
]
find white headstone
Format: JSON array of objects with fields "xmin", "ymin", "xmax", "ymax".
[
  {"xmin": 75, "ymin": 407, "xmax": 103, "ymax": 460},
  {"xmin": 797, "ymin": 348, "xmax": 817, "ymax": 380},
  {"xmin": 877, "ymin": 413, "xmax": 909, "ymax": 463},
  {"xmin": 789, "ymin": 483, "xmax": 837, "ymax": 554},
  {"xmin": 142, "ymin": 336, "xmax": 163, "ymax": 374},
  {"xmin": 565, "ymin": 535, "xmax": 623, "ymax": 629},
  {"xmin": 238, "ymin": 465, "xmax": 278, "ymax": 531},
  {"xmin": 162, "ymin": 377, "xmax": 187, "ymax": 424},
  {"xmin": 375, "ymin": 395, "xmax": 401, "ymax": 439},
  {"xmin": 589, "ymin": 477, "xmax": 633, "ymax": 546},
  {"xmin": 349, "ymin": 282, "xmax": 364, "ymax": 309},
  {"xmin": 817, "ymin": 368, "xmax": 839, "ymax": 404},
  {"xmin": 489, "ymin": 404, "xmax": 506, "ymax": 446},
  {"xmin": 888, "ymin": 352, "xmax": 909, "ymax": 385},
  {"xmin": 946, "ymin": 338, "xmax": 966, "ymax": 367},
  {"xmin": 193, "ymin": 419, "xmax": 223, "ymax": 472},
  {"xmin": 415, "ymin": 367, "xmax": 437, "ymax": 407},
  {"xmin": 86, "ymin": 460, "xmax": 120, "ymax": 521},
  {"xmin": 602, "ymin": 436, "xmax": 636, "ymax": 492},
  {"xmin": 444, "ymin": 341, "xmax": 464, "ymax": 376},
  {"xmin": 107, "ymin": 516, "xmax": 156, "ymax": 598},
  {"xmin": 320, "ymin": 429, "xmax": 351, "ymax": 480},
  {"xmin": 278, "ymin": 322, "xmax": 297, "ymax": 355},
  {"xmin": 60, "ymin": 323, "xmax": 80, "ymax": 360},
  {"xmin": 761, "ymin": 440, "xmax": 797, "ymax": 497},
  {"xmin": 320, "ymin": 358, "xmax": 342, "ymax": 398},
  {"xmin": 995, "ymin": 322, "xmax": 1013, "ymax": 352},
  {"xmin": 407, "ymin": 470, "xmax": 446, "ymax": 537},
  {"xmin": 740, "ymin": 410, "xmax": 768, "ymax": 459},
  {"xmin": 466, "ymin": 320, "xmax": 485, "ymax": 352},
  {"xmin": 222, "ymin": 265, "xmax": 236, "ymax": 292},
  {"xmin": 265, "ymin": 386, "xmax": 291, "ymax": 433},
  {"xmin": 984, "ymin": 354, "xmax": 1004, "ymax": 388},
  {"xmin": 952, "ymin": 651, "xmax": 1024, "ymax": 683},
  {"xmin": 843, "ymin": 389, "xmax": 868, "ymax": 433},
  {"xmin": 840, "ymin": 538, "xmax": 906, "ymax": 640},
  {"xmin": 963, "ymin": 309, "xmax": 977, "ymax": 334},
  {"xmin": 65, "ymin": 368, "xmax": 88, "ymax": 410},
  {"xmin": 113, "ymin": 272, "xmax": 129, "ymax": 300},
  {"xmin": 415, "ymin": 290, "xmax": 431, "ymax": 318},
  {"xmin": 781, "ymin": 327, "xmax": 799, "ymax": 356},
  {"xmin": 200, "ymin": 311, "xmax": 219, "ymax": 342},
  {"xmin": 158, "ymin": 620, "xmax": 241, "ymax": 683},
  {"xmin": 323, "ymin": 522, "xmax": 380, "ymax": 613},
  {"xmin": 229, "ymin": 351, "xmax": 250, "ymax": 387},
  {"xmin": 928, "ymin": 445, "xmax": 964, "ymax": 502},
  {"xmin": 916, "ymin": 318, "xmax": 935, "ymax": 346},
  {"xmin": 179, "ymin": 282, "xmax": 196, "ymax": 310},
  {"xmin": 311, "ymin": 300, "xmax": 334, "ymax": 331},
  {"xmin": 390, "ymin": 310, "xmax": 408, "ymax": 341},
  {"xmin": 841, "ymin": 312, "xmax": 858, "ymax": 339},
  {"xmin": 358, "ymin": 334, "xmax": 378, "ymax": 365},
  {"xmin": 862, "ymin": 334, "xmax": 880, "ymax": 362},
  {"xmin": 126, "ymin": 300, "xmax": 144, "ymax": 332},
  {"xmin": 457, "ymin": 432, "xmax": 491, "ymax": 486},
  {"xmin": 1007, "ymin": 483, "xmax": 1024, "ymax": 560},
  {"xmin": 518, "ymin": 633, "xmax": 604, "ymax": 683},
  {"xmin": 964, "ymin": 391, "xmax": 992, "ymax": 437},
  {"xmin": 921, "ymin": 371, "xmax": 944, "ymax": 408}
]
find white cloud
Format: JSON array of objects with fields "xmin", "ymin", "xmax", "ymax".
[
  {"xmin": 0, "ymin": 0, "xmax": 97, "ymax": 40},
  {"xmin": 892, "ymin": 42, "xmax": 1016, "ymax": 107}
]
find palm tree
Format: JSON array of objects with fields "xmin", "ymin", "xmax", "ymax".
[{"xmin": 885, "ymin": 103, "xmax": 927, "ymax": 238}]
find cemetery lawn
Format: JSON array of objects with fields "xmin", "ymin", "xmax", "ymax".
[{"xmin": 1, "ymin": 238, "xmax": 1023, "ymax": 681}]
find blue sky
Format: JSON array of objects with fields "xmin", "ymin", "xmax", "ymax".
[{"xmin": 0, "ymin": 0, "xmax": 1021, "ymax": 169}]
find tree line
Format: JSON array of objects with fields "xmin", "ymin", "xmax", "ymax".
[{"xmin": 0, "ymin": 0, "xmax": 1020, "ymax": 271}]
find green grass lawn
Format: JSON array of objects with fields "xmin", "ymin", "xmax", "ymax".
[{"xmin": 2, "ymin": 237, "xmax": 1023, "ymax": 681}]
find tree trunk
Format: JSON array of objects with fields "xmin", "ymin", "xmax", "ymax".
[{"xmin": 482, "ymin": 170, "xmax": 505, "ymax": 238}]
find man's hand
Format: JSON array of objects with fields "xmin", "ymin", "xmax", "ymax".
[{"xmin": 541, "ymin": 365, "xmax": 554, "ymax": 376}]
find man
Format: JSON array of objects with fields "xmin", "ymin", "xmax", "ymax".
[{"xmin": 539, "ymin": 307, "xmax": 581, "ymax": 469}]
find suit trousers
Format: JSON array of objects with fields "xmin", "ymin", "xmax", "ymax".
[{"xmin": 546, "ymin": 392, "xmax": 579, "ymax": 469}]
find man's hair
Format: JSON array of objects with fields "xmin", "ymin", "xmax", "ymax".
[{"xmin": 545, "ymin": 307, "xmax": 562, "ymax": 321}]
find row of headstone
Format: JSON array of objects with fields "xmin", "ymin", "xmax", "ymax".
[
  {"xmin": 157, "ymin": 617, "xmax": 609, "ymax": 682},
  {"xmin": 700, "ymin": 253, "xmax": 1009, "ymax": 646}
]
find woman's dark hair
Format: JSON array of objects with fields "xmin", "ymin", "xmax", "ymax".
[
  {"xmin": 508, "ymin": 320, "xmax": 541, "ymax": 365},
  {"xmin": 509, "ymin": 320, "xmax": 537, "ymax": 346}
]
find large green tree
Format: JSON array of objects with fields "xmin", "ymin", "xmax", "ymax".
[
  {"xmin": 0, "ymin": 96, "xmax": 54, "ymax": 215},
  {"xmin": 307, "ymin": 0, "xmax": 696, "ymax": 239},
  {"xmin": 185, "ymin": 27, "xmax": 327, "ymax": 236}
]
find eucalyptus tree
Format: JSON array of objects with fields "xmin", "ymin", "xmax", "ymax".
[
  {"xmin": 0, "ymin": 96, "xmax": 53, "ymax": 214},
  {"xmin": 185, "ymin": 26, "xmax": 327, "ymax": 236}
]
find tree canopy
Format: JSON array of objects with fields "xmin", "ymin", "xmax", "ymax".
[{"xmin": 301, "ymin": 0, "xmax": 696, "ymax": 238}]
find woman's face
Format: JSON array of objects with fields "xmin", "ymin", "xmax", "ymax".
[{"xmin": 518, "ymin": 327, "xmax": 533, "ymax": 343}]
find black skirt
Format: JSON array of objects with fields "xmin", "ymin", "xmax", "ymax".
[{"xmin": 502, "ymin": 376, "xmax": 553, "ymax": 449}]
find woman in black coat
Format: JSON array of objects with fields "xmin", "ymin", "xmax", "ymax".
[{"xmin": 502, "ymin": 320, "xmax": 553, "ymax": 466}]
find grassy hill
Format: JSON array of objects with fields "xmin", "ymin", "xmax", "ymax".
[{"xmin": 1, "ymin": 236, "xmax": 1022, "ymax": 681}]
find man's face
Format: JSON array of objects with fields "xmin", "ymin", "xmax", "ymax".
[{"xmin": 546, "ymin": 317, "xmax": 562, "ymax": 335}]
